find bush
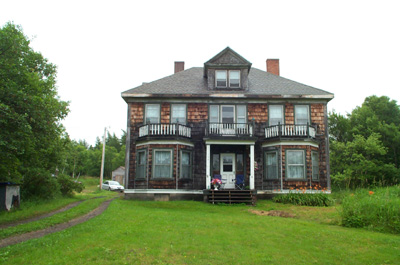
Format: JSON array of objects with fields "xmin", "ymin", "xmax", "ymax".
[
  {"xmin": 273, "ymin": 192, "xmax": 333, "ymax": 207},
  {"xmin": 21, "ymin": 168, "xmax": 61, "ymax": 200},
  {"xmin": 341, "ymin": 186, "xmax": 400, "ymax": 234},
  {"xmin": 57, "ymin": 174, "xmax": 85, "ymax": 196}
]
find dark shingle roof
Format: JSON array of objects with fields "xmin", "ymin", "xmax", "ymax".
[{"xmin": 122, "ymin": 67, "xmax": 333, "ymax": 100}]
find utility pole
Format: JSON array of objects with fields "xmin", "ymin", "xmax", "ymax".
[{"xmin": 100, "ymin": 127, "xmax": 107, "ymax": 190}]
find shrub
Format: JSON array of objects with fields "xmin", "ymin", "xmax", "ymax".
[
  {"xmin": 21, "ymin": 168, "xmax": 60, "ymax": 200},
  {"xmin": 273, "ymin": 192, "xmax": 333, "ymax": 207},
  {"xmin": 340, "ymin": 186, "xmax": 400, "ymax": 234},
  {"xmin": 57, "ymin": 174, "xmax": 85, "ymax": 196}
]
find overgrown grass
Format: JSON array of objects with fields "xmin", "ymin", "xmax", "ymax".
[
  {"xmin": 272, "ymin": 192, "xmax": 334, "ymax": 206},
  {"xmin": 1, "ymin": 200, "xmax": 399, "ymax": 264},
  {"xmin": 340, "ymin": 185, "xmax": 400, "ymax": 234}
]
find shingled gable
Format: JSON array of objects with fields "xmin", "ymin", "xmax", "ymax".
[{"xmin": 203, "ymin": 46, "xmax": 252, "ymax": 77}]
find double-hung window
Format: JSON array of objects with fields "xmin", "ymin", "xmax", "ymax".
[
  {"xmin": 265, "ymin": 151, "xmax": 278, "ymax": 179},
  {"xmin": 269, "ymin": 105, "xmax": 284, "ymax": 126},
  {"xmin": 295, "ymin": 105, "xmax": 309, "ymax": 125},
  {"xmin": 136, "ymin": 150, "xmax": 147, "ymax": 179},
  {"xmin": 180, "ymin": 151, "xmax": 192, "ymax": 179},
  {"xmin": 145, "ymin": 104, "xmax": 160, "ymax": 124},
  {"xmin": 171, "ymin": 104, "xmax": 186, "ymax": 125},
  {"xmin": 153, "ymin": 149, "xmax": 173, "ymax": 179},
  {"xmin": 216, "ymin": 70, "xmax": 241, "ymax": 88},
  {"xmin": 286, "ymin": 150, "xmax": 306, "ymax": 179},
  {"xmin": 312, "ymin": 151, "xmax": 319, "ymax": 181}
]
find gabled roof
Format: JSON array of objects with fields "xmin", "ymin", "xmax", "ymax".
[
  {"xmin": 122, "ymin": 67, "xmax": 334, "ymax": 100},
  {"xmin": 204, "ymin": 47, "xmax": 252, "ymax": 76}
]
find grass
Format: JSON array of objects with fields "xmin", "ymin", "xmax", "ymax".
[
  {"xmin": 1, "ymin": 200, "xmax": 399, "ymax": 264},
  {"xmin": 340, "ymin": 186, "xmax": 400, "ymax": 234},
  {"xmin": 0, "ymin": 176, "xmax": 117, "ymax": 238}
]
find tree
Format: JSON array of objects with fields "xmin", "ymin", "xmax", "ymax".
[
  {"xmin": 0, "ymin": 23, "xmax": 69, "ymax": 197},
  {"xmin": 329, "ymin": 95, "xmax": 400, "ymax": 189}
]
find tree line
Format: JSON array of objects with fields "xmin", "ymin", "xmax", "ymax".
[
  {"xmin": 329, "ymin": 95, "xmax": 400, "ymax": 189},
  {"xmin": 0, "ymin": 22, "xmax": 125, "ymax": 199}
]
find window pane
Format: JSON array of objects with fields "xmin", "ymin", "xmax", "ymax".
[
  {"xmin": 236, "ymin": 105, "xmax": 246, "ymax": 124},
  {"xmin": 216, "ymin": 71, "xmax": 227, "ymax": 87},
  {"xmin": 287, "ymin": 150, "xmax": 305, "ymax": 179},
  {"xmin": 266, "ymin": 152, "xmax": 278, "ymax": 179},
  {"xmin": 155, "ymin": 151, "xmax": 171, "ymax": 165},
  {"xmin": 145, "ymin": 104, "xmax": 160, "ymax": 124},
  {"xmin": 154, "ymin": 165, "xmax": 171, "ymax": 178},
  {"xmin": 287, "ymin": 151, "xmax": 303, "ymax": 164},
  {"xmin": 236, "ymin": 154, "xmax": 243, "ymax": 171},
  {"xmin": 222, "ymin": 106, "xmax": 234, "ymax": 123},
  {"xmin": 182, "ymin": 152, "xmax": 190, "ymax": 165},
  {"xmin": 172, "ymin": 104, "xmax": 186, "ymax": 124},
  {"xmin": 295, "ymin": 105, "xmax": 309, "ymax": 125},
  {"xmin": 210, "ymin": 105, "xmax": 219, "ymax": 123},
  {"xmin": 212, "ymin": 154, "xmax": 220, "ymax": 171},
  {"xmin": 269, "ymin": 105, "xmax": 283, "ymax": 126},
  {"xmin": 229, "ymin": 70, "xmax": 240, "ymax": 87}
]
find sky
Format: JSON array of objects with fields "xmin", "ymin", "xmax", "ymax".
[{"xmin": 1, "ymin": 0, "xmax": 399, "ymax": 145}]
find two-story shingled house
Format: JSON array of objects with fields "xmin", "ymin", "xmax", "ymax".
[{"xmin": 122, "ymin": 47, "xmax": 334, "ymax": 201}]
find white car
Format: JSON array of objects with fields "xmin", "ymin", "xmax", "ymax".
[{"xmin": 102, "ymin": 181, "xmax": 124, "ymax": 192}]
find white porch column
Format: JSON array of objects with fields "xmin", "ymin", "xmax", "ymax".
[
  {"xmin": 250, "ymin": 144, "xmax": 255, "ymax": 190},
  {"xmin": 206, "ymin": 144, "xmax": 211, "ymax": 189}
]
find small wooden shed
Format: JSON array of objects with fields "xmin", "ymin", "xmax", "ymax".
[
  {"xmin": 112, "ymin": 166, "xmax": 125, "ymax": 186},
  {"xmin": 0, "ymin": 182, "xmax": 20, "ymax": 211}
]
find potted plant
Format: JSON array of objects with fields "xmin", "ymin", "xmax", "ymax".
[{"xmin": 211, "ymin": 178, "xmax": 222, "ymax": 190}]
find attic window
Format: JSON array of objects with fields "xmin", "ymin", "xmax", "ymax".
[{"xmin": 215, "ymin": 70, "xmax": 241, "ymax": 88}]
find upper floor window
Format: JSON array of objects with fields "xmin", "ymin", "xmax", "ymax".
[
  {"xmin": 209, "ymin": 105, "xmax": 247, "ymax": 124},
  {"xmin": 215, "ymin": 70, "xmax": 241, "ymax": 88},
  {"xmin": 295, "ymin": 105, "xmax": 310, "ymax": 125},
  {"xmin": 171, "ymin": 104, "xmax": 186, "ymax": 125},
  {"xmin": 269, "ymin": 105, "xmax": 284, "ymax": 126},
  {"xmin": 145, "ymin": 104, "xmax": 160, "ymax": 124}
]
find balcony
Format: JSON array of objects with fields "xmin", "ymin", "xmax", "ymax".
[
  {"xmin": 206, "ymin": 123, "xmax": 254, "ymax": 137},
  {"xmin": 139, "ymin": 123, "xmax": 191, "ymax": 138},
  {"xmin": 265, "ymin": 124, "xmax": 316, "ymax": 139}
]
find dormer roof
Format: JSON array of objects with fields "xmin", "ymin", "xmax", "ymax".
[{"xmin": 204, "ymin": 47, "xmax": 252, "ymax": 77}]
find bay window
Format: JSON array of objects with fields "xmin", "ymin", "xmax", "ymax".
[
  {"xmin": 265, "ymin": 151, "xmax": 278, "ymax": 179},
  {"xmin": 312, "ymin": 151, "xmax": 319, "ymax": 181},
  {"xmin": 180, "ymin": 150, "xmax": 192, "ymax": 179},
  {"xmin": 136, "ymin": 150, "xmax": 147, "ymax": 179}
]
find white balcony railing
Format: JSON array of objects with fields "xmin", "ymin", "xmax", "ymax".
[
  {"xmin": 139, "ymin": 124, "xmax": 191, "ymax": 138},
  {"xmin": 265, "ymin": 124, "xmax": 316, "ymax": 139},
  {"xmin": 207, "ymin": 123, "xmax": 253, "ymax": 137}
]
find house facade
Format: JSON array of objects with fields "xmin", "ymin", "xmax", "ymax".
[{"xmin": 122, "ymin": 47, "xmax": 333, "ymax": 200}]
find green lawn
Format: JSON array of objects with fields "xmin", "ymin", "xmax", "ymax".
[{"xmin": 1, "ymin": 200, "xmax": 399, "ymax": 265}]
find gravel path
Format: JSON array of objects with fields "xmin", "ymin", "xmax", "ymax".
[{"xmin": 0, "ymin": 198, "xmax": 115, "ymax": 248}]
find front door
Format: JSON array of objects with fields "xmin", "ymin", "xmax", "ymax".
[{"xmin": 220, "ymin": 153, "xmax": 235, "ymax": 189}]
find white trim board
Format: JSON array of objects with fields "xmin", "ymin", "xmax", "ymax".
[
  {"xmin": 136, "ymin": 140, "xmax": 194, "ymax": 147},
  {"xmin": 205, "ymin": 139, "xmax": 256, "ymax": 145},
  {"xmin": 262, "ymin": 141, "xmax": 319, "ymax": 148}
]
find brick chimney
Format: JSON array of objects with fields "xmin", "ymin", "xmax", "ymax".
[
  {"xmin": 266, "ymin": 59, "xmax": 280, "ymax": 76},
  {"xmin": 174, "ymin": 61, "xmax": 185, "ymax": 73}
]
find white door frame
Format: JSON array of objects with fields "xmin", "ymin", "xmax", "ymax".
[{"xmin": 220, "ymin": 153, "xmax": 236, "ymax": 189}]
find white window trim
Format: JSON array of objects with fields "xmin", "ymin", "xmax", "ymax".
[
  {"xmin": 180, "ymin": 150, "xmax": 192, "ymax": 179},
  {"xmin": 145, "ymin": 104, "xmax": 160, "ymax": 124},
  {"xmin": 171, "ymin": 104, "xmax": 186, "ymax": 125},
  {"xmin": 265, "ymin": 151, "xmax": 279, "ymax": 179},
  {"xmin": 228, "ymin": 70, "xmax": 240, "ymax": 88},
  {"xmin": 286, "ymin": 150, "xmax": 306, "ymax": 180},
  {"xmin": 215, "ymin": 70, "xmax": 227, "ymax": 87},
  {"xmin": 294, "ymin": 105, "xmax": 310, "ymax": 125},
  {"xmin": 269, "ymin": 105, "xmax": 284, "ymax": 126},
  {"xmin": 152, "ymin": 149, "xmax": 173, "ymax": 179},
  {"xmin": 312, "ymin": 151, "xmax": 319, "ymax": 181}
]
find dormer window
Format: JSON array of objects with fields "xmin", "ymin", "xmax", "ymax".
[{"xmin": 215, "ymin": 70, "xmax": 241, "ymax": 88}]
